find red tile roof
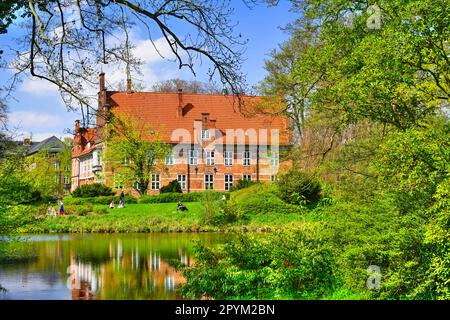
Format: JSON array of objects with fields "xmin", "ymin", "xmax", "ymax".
[
  {"xmin": 105, "ymin": 91, "xmax": 291, "ymax": 145},
  {"xmin": 72, "ymin": 127, "xmax": 96, "ymax": 158}
]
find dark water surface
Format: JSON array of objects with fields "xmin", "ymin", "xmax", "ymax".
[{"xmin": 0, "ymin": 233, "xmax": 232, "ymax": 300}]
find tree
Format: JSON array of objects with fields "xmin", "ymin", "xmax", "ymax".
[
  {"xmin": 0, "ymin": 0, "xmax": 255, "ymax": 125},
  {"xmin": 151, "ymin": 78, "xmax": 222, "ymax": 94},
  {"xmin": 24, "ymin": 143, "xmax": 72, "ymax": 200},
  {"xmin": 105, "ymin": 114, "xmax": 169, "ymax": 195}
]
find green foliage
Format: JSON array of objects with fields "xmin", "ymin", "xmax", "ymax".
[
  {"xmin": 0, "ymin": 154, "xmax": 41, "ymax": 205},
  {"xmin": 105, "ymin": 114, "xmax": 169, "ymax": 195},
  {"xmin": 24, "ymin": 144, "xmax": 72, "ymax": 200},
  {"xmin": 200, "ymin": 191, "xmax": 223, "ymax": 224},
  {"xmin": 160, "ymin": 180, "xmax": 182, "ymax": 194},
  {"xmin": 63, "ymin": 195, "xmax": 137, "ymax": 205},
  {"xmin": 229, "ymin": 179, "xmax": 257, "ymax": 192},
  {"xmin": 139, "ymin": 192, "xmax": 229, "ymax": 204},
  {"xmin": 373, "ymin": 120, "xmax": 450, "ymax": 213},
  {"xmin": 181, "ymin": 227, "xmax": 335, "ymax": 299},
  {"xmin": 276, "ymin": 169, "xmax": 322, "ymax": 205},
  {"xmin": 229, "ymin": 183, "xmax": 298, "ymax": 215},
  {"xmin": 71, "ymin": 183, "xmax": 114, "ymax": 198},
  {"xmin": 423, "ymin": 180, "xmax": 450, "ymax": 300}
]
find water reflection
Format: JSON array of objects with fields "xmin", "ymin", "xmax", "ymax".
[{"xmin": 0, "ymin": 233, "xmax": 229, "ymax": 300}]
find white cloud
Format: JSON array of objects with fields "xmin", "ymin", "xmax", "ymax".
[
  {"xmin": 20, "ymin": 77, "xmax": 59, "ymax": 96},
  {"xmin": 8, "ymin": 111, "xmax": 62, "ymax": 128}
]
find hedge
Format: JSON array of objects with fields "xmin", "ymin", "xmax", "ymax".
[
  {"xmin": 139, "ymin": 192, "xmax": 230, "ymax": 204},
  {"xmin": 62, "ymin": 195, "xmax": 138, "ymax": 205}
]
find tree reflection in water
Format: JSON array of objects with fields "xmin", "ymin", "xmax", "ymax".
[{"xmin": 0, "ymin": 233, "xmax": 229, "ymax": 300}]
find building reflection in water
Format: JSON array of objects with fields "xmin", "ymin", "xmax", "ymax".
[{"xmin": 67, "ymin": 239, "xmax": 194, "ymax": 300}]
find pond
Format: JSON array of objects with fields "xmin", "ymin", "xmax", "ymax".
[{"xmin": 0, "ymin": 233, "xmax": 233, "ymax": 300}]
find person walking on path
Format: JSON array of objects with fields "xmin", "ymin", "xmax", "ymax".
[{"xmin": 58, "ymin": 202, "xmax": 65, "ymax": 216}]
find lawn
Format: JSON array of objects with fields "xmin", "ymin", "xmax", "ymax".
[{"xmin": 14, "ymin": 202, "xmax": 305, "ymax": 233}]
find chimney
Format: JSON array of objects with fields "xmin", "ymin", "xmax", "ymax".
[
  {"xmin": 126, "ymin": 78, "xmax": 132, "ymax": 93},
  {"xmin": 99, "ymin": 72, "xmax": 105, "ymax": 92},
  {"xmin": 177, "ymin": 88, "xmax": 183, "ymax": 118}
]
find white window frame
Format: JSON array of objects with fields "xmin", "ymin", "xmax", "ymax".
[
  {"xmin": 151, "ymin": 174, "xmax": 160, "ymax": 190},
  {"xmin": 243, "ymin": 174, "xmax": 252, "ymax": 181},
  {"xmin": 54, "ymin": 161, "xmax": 60, "ymax": 170},
  {"xmin": 64, "ymin": 176, "xmax": 70, "ymax": 184},
  {"xmin": 224, "ymin": 174, "xmax": 233, "ymax": 191},
  {"xmin": 270, "ymin": 151, "xmax": 279, "ymax": 167},
  {"xmin": 201, "ymin": 129, "xmax": 211, "ymax": 140},
  {"xmin": 205, "ymin": 174, "xmax": 214, "ymax": 190},
  {"xmin": 205, "ymin": 150, "xmax": 215, "ymax": 166},
  {"xmin": 177, "ymin": 174, "xmax": 187, "ymax": 190},
  {"xmin": 242, "ymin": 151, "xmax": 251, "ymax": 166},
  {"xmin": 224, "ymin": 151, "xmax": 233, "ymax": 166},
  {"xmin": 189, "ymin": 149, "xmax": 198, "ymax": 165}
]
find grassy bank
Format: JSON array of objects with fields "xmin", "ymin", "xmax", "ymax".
[{"xmin": 13, "ymin": 202, "xmax": 305, "ymax": 233}]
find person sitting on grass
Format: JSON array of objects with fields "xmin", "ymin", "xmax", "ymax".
[
  {"xmin": 177, "ymin": 201, "xmax": 188, "ymax": 211},
  {"xmin": 109, "ymin": 200, "xmax": 115, "ymax": 209},
  {"xmin": 118, "ymin": 200, "xmax": 124, "ymax": 209}
]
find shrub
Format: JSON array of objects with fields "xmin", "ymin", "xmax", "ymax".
[
  {"xmin": 200, "ymin": 191, "xmax": 224, "ymax": 224},
  {"xmin": 229, "ymin": 183, "xmax": 298, "ymax": 215},
  {"xmin": 72, "ymin": 183, "xmax": 114, "ymax": 198},
  {"xmin": 276, "ymin": 169, "xmax": 322, "ymax": 205},
  {"xmin": 139, "ymin": 192, "xmax": 229, "ymax": 204},
  {"xmin": 229, "ymin": 179, "xmax": 258, "ymax": 192},
  {"xmin": 160, "ymin": 180, "xmax": 182, "ymax": 193},
  {"xmin": 181, "ymin": 226, "xmax": 335, "ymax": 299},
  {"xmin": 63, "ymin": 195, "xmax": 137, "ymax": 205}
]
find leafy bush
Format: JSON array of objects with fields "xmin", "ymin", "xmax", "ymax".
[
  {"xmin": 181, "ymin": 226, "xmax": 335, "ymax": 299},
  {"xmin": 71, "ymin": 183, "xmax": 114, "ymax": 198},
  {"xmin": 228, "ymin": 183, "xmax": 298, "ymax": 215},
  {"xmin": 139, "ymin": 192, "xmax": 229, "ymax": 204},
  {"xmin": 63, "ymin": 195, "xmax": 137, "ymax": 205},
  {"xmin": 229, "ymin": 179, "xmax": 258, "ymax": 191},
  {"xmin": 276, "ymin": 169, "xmax": 322, "ymax": 205},
  {"xmin": 160, "ymin": 180, "xmax": 182, "ymax": 193}
]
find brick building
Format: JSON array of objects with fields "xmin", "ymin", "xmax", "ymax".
[{"xmin": 71, "ymin": 74, "xmax": 291, "ymax": 194}]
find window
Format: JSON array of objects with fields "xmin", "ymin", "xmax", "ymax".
[
  {"xmin": 224, "ymin": 174, "xmax": 233, "ymax": 191},
  {"xmin": 224, "ymin": 151, "xmax": 233, "ymax": 166},
  {"xmin": 242, "ymin": 151, "xmax": 251, "ymax": 166},
  {"xmin": 122, "ymin": 157, "xmax": 129, "ymax": 166},
  {"xmin": 205, "ymin": 151, "xmax": 215, "ymax": 166},
  {"xmin": 54, "ymin": 161, "xmax": 60, "ymax": 170},
  {"xmin": 79, "ymin": 156, "xmax": 93, "ymax": 178},
  {"xmin": 64, "ymin": 165, "xmax": 70, "ymax": 172},
  {"xmin": 54, "ymin": 174, "xmax": 59, "ymax": 183},
  {"xmin": 270, "ymin": 151, "xmax": 279, "ymax": 167},
  {"xmin": 243, "ymin": 174, "xmax": 252, "ymax": 181},
  {"xmin": 205, "ymin": 174, "xmax": 214, "ymax": 190},
  {"xmin": 201, "ymin": 129, "xmax": 210, "ymax": 140},
  {"xmin": 189, "ymin": 149, "xmax": 198, "ymax": 165},
  {"xmin": 271, "ymin": 175, "xmax": 278, "ymax": 182},
  {"xmin": 165, "ymin": 152, "xmax": 174, "ymax": 165},
  {"xmin": 177, "ymin": 174, "xmax": 187, "ymax": 190},
  {"xmin": 63, "ymin": 189, "xmax": 70, "ymax": 196},
  {"xmin": 64, "ymin": 176, "xmax": 70, "ymax": 184},
  {"xmin": 151, "ymin": 174, "xmax": 160, "ymax": 190}
]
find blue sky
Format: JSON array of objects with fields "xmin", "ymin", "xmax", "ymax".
[{"xmin": 2, "ymin": 1, "xmax": 296, "ymax": 142}]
